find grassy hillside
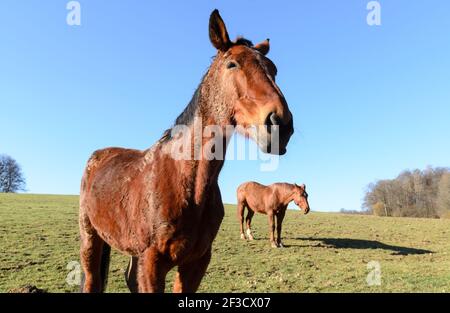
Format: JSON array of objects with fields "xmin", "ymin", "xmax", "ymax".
[{"xmin": 1, "ymin": 194, "xmax": 450, "ymax": 292}]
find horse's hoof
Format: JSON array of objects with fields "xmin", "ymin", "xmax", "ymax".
[
  {"xmin": 248, "ymin": 235, "xmax": 254, "ymax": 241},
  {"xmin": 240, "ymin": 234, "xmax": 246, "ymax": 240},
  {"xmin": 271, "ymin": 242, "xmax": 278, "ymax": 248},
  {"xmin": 278, "ymin": 243, "xmax": 284, "ymax": 248}
]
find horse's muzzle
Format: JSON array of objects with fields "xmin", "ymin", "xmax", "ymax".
[{"xmin": 263, "ymin": 113, "xmax": 293, "ymax": 155}]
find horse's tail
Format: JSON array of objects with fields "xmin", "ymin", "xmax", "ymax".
[
  {"xmin": 236, "ymin": 183, "xmax": 246, "ymax": 203},
  {"xmin": 125, "ymin": 256, "xmax": 139, "ymax": 293},
  {"xmin": 99, "ymin": 243, "xmax": 111, "ymax": 292},
  {"xmin": 236, "ymin": 186, "xmax": 246, "ymax": 219}
]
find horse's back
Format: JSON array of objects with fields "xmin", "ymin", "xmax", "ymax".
[
  {"xmin": 238, "ymin": 181, "xmax": 262, "ymax": 189},
  {"xmin": 81, "ymin": 147, "xmax": 145, "ymax": 193},
  {"xmin": 237, "ymin": 181, "xmax": 268, "ymax": 195}
]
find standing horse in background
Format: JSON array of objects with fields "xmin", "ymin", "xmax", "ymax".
[
  {"xmin": 237, "ymin": 182, "xmax": 310, "ymax": 248},
  {"xmin": 79, "ymin": 10, "xmax": 294, "ymax": 293}
]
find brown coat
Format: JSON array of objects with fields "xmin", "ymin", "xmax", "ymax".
[
  {"xmin": 78, "ymin": 10, "xmax": 294, "ymax": 293},
  {"xmin": 237, "ymin": 182, "xmax": 309, "ymax": 247}
]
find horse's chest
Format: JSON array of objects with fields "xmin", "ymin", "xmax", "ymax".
[
  {"xmin": 160, "ymin": 203, "xmax": 224, "ymax": 263},
  {"xmin": 273, "ymin": 204, "xmax": 287, "ymax": 214}
]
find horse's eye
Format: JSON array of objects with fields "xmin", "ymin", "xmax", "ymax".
[{"xmin": 226, "ymin": 61, "xmax": 237, "ymax": 69}]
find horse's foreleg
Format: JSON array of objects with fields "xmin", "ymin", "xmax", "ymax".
[
  {"xmin": 173, "ymin": 248, "xmax": 211, "ymax": 293},
  {"xmin": 276, "ymin": 210, "xmax": 286, "ymax": 248},
  {"xmin": 245, "ymin": 209, "xmax": 255, "ymax": 240},
  {"xmin": 268, "ymin": 213, "xmax": 277, "ymax": 248},
  {"xmin": 237, "ymin": 201, "xmax": 246, "ymax": 240},
  {"xmin": 79, "ymin": 214, "xmax": 111, "ymax": 293},
  {"xmin": 137, "ymin": 247, "xmax": 172, "ymax": 293}
]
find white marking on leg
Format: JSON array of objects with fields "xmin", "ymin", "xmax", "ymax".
[{"xmin": 246, "ymin": 228, "xmax": 254, "ymax": 240}]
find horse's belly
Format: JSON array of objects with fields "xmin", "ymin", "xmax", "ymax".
[
  {"xmin": 93, "ymin": 211, "xmax": 152, "ymax": 255},
  {"xmin": 247, "ymin": 202, "xmax": 266, "ymax": 214}
]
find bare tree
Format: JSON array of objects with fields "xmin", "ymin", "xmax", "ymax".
[
  {"xmin": 0, "ymin": 154, "xmax": 26, "ymax": 193},
  {"xmin": 363, "ymin": 167, "xmax": 449, "ymax": 218}
]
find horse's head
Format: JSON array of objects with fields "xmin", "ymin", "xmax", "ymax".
[
  {"xmin": 208, "ymin": 10, "xmax": 294, "ymax": 155},
  {"xmin": 293, "ymin": 183, "xmax": 310, "ymax": 214}
]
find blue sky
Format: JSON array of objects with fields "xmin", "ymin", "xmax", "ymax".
[{"xmin": 1, "ymin": 1, "xmax": 449, "ymax": 211}]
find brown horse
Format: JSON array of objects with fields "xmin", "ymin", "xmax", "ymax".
[
  {"xmin": 237, "ymin": 182, "xmax": 310, "ymax": 248},
  {"xmin": 79, "ymin": 10, "xmax": 294, "ymax": 293}
]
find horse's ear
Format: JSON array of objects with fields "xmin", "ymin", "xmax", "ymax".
[
  {"xmin": 209, "ymin": 9, "xmax": 231, "ymax": 52},
  {"xmin": 254, "ymin": 39, "xmax": 270, "ymax": 55}
]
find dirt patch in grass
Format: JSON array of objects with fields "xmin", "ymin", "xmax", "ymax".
[{"xmin": 8, "ymin": 285, "xmax": 47, "ymax": 293}]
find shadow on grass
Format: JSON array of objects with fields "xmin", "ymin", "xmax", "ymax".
[{"xmin": 287, "ymin": 237, "xmax": 433, "ymax": 255}]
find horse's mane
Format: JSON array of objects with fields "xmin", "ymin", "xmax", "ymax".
[
  {"xmin": 234, "ymin": 37, "xmax": 253, "ymax": 47},
  {"xmin": 158, "ymin": 73, "xmax": 205, "ymax": 143},
  {"xmin": 159, "ymin": 37, "xmax": 254, "ymax": 143}
]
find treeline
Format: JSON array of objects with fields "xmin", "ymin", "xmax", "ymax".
[
  {"xmin": 363, "ymin": 167, "xmax": 450, "ymax": 218},
  {"xmin": 340, "ymin": 208, "xmax": 370, "ymax": 215}
]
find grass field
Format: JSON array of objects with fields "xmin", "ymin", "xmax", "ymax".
[{"xmin": 1, "ymin": 193, "xmax": 450, "ymax": 293}]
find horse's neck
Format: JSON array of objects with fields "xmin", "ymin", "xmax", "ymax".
[
  {"xmin": 181, "ymin": 124, "xmax": 227, "ymax": 205},
  {"xmin": 279, "ymin": 184, "xmax": 296, "ymax": 206},
  {"xmin": 157, "ymin": 117, "xmax": 229, "ymax": 206},
  {"xmin": 191, "ymin": 157, "xmax": 225, "ymax": 205},
  {"xmin": 156, "ymin": 70, "xmax": 231, "ymax": 205}
]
